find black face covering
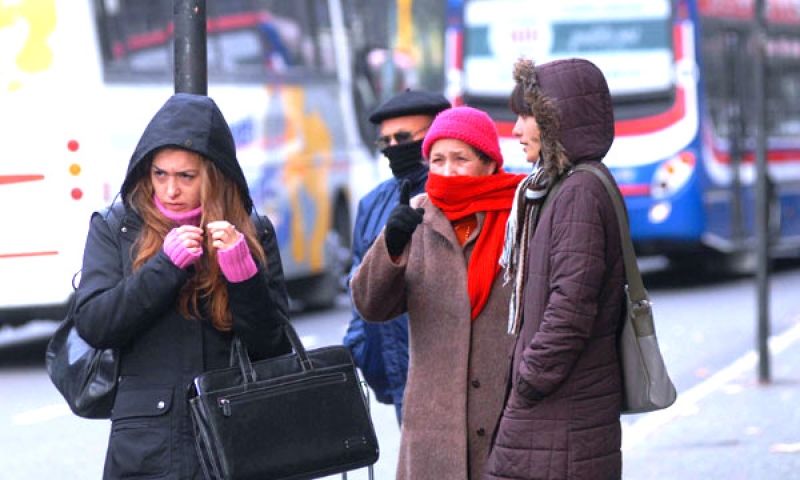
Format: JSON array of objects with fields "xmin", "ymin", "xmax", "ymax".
[{"xmin": 382, "ymin": 139, "xmax": 426, "ymax": 178}]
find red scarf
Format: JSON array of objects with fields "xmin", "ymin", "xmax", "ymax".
[{"xmin": 426, "ymin": 171, "xmax": 527, "ymax": 320}]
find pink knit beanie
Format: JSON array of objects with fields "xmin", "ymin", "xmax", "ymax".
[{"xmin": 422, "ymin": 106, "xmax": 503, "ymax": 168}]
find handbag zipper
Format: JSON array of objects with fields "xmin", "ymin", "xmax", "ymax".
[{"xmin": 218, "ymin": 372, "xmax": 346, "ymax": 417}]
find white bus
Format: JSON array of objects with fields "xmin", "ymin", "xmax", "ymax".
[{"xmin": 0, "ymin": 1, "xmax": 110, "ymax": 325}]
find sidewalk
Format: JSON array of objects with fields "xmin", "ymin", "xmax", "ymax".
[{"xmin": 622, "ymin": 321, "xmax": 800, "ymax": 479}]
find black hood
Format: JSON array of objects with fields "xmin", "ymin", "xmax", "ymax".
[{"xmin": 120, "ymin": 93, "xmax": 252, "ymax": 213}]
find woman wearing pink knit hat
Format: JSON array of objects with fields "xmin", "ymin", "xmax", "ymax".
[{"xmin": 351, "ymin": 105, "xmax": 526, "ymax": 479}]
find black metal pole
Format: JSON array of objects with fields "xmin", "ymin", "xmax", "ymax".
[
  {"xmin": 174, "ymin": 0, "xmax": 207, "ymax": 95},
  {"xmin": 753, "ymin": 0, "xmax": 770, "ymax": 383}
]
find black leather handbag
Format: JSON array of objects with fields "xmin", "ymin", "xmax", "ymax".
[
  {"xmin": 45, "ymin": 277, "xmax": 119, "ymax": 419},
  {"xmin": 188, "ymin": 322, "xmax": 379, "ymax": 480}
]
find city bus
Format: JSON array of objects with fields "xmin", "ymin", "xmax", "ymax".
[
  {"xmin": 0, "ymin": 0, "xmax": 109, "ymax": 326},
  {"xmin": 446, "ymin": 0, "xmax": 800, "ymax": 272},
  {"xmin": 0, "ymin": 0, "xmax": 445, "ymax": 327}
]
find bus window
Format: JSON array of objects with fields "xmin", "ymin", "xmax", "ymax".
[{"xmin": 460, "ymin": 0, "xmax": 676, "ymax": 121}]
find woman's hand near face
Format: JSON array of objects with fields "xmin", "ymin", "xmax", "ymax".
[
  {"xmin": 173, "ymin": 225, "xmax": 204, "ymax": 253},
  {"xmin": 206, "ymin": 221, "xmax": 242, "ymax": 251},
  {"xmin": 163, "ymin": 225, "xmax": 204, "ymax": 269},
  {"xmin": 210, "ymin": 220, "xmax": 258, "ymax": 282}
]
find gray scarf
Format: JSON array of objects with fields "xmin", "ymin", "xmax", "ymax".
[{"xmin": 499, "ymin": 163, "xmax": 549, "ymax": 335}]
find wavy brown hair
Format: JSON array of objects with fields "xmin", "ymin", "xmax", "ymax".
[{"xmin": 128, "ymin": 151, "xmax": 265, "ymax": 331}]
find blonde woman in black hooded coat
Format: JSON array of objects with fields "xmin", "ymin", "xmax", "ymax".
[{"xmin": 73, "ymin": 93, "xmax": 291, "ymax": 479}]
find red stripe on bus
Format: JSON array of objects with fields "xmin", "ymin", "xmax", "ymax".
[
  {"xmin": 712, "ymin": 148, "xmax": 800, "ymax": 165},
  {"xmin": 209, "ymin": 12, "xmax": 263, "ymax": 32},
  {"xmin": 698, "ymin": 0, "xmax": 800, "ymax": 24},
  {"xmin": 619, "ymin": 184, "xmax": 651, "ymax": 197},
  {"xmin": 499, "ymin": 109, "xmax": 688, "ymax": 138},
  {"xmin": 496, "ymin": 88, "xmax": 687, "ymax": 139},
  {"xmin": 674, "ymin": 22, "xmax": 684, "ymax": 62},
  {"xmin": 0, "ymin": 175, "xmax": 44, "ymax": 185},
  {"xmin": 499, "ymin": 26, "xmax": 687, "ymax": 139},
  {"xmin": 114, "ymin": 12, "xmax": 270, "ymax": 55},
  {"xmin": 496, "ymin": 122, "xmax": 514, "ymax": 136},
  {"xmin": 0, "ymin": 251, "xmax": 58, "ymax": 259},
  {"xmin": 616, "ymin": 88, "xmax": 687, "ymax": 137}
]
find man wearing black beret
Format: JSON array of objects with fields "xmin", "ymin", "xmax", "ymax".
[{"xmin": 344, "ymin": 89, "xmax": 450, "ymax": 424}]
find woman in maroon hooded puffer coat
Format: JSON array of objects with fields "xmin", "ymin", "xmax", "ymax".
[{"xmin": 485, "ymin": 58, "xmax": 625, "ymax": 480}]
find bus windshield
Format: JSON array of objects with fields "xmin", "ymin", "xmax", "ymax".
[{"xmin": 462, "ymin": 0, "xmax": 676, "ymax": 117}]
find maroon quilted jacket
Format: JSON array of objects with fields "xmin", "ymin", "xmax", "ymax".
[{"xmin": 485, "ymin": 59, "xmax": 625, "ymax": 480}]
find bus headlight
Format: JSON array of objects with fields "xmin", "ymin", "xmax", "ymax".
[
  {"xmin": 651, "ymin": 151, "xmax": 695, "ymax": 200},
  {"xmin": 648, "ymin": 201, "xmax": 672, "ymax": 224}
]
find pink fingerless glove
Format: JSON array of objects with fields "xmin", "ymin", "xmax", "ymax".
[
  {"xmin": 164, "ymin": 228, "xmax": 203, "ymax": 269},
  {"xmin": 217, "ymin": 234, "xmax": 258, "ymax": 283}
]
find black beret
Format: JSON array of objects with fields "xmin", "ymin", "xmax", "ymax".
[{"xmin": 368, "ymin": 89, "xmax": 451, "ymax": 124}]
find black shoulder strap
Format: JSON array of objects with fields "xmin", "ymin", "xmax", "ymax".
[
  {"xmin": 250, "ymin": 208, "xmax": 269, "ymax": 240},
  {"xmin": 71, "ymin": 202, "xmax": 127, "ymax": 291}
]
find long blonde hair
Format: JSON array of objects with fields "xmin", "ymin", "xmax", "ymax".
[{"xmin": 128, "ymin": 153, "xmax": 265, "ymax": 331}]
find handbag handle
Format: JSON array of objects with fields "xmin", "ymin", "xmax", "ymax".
[
  {"xmin": 231, "ymin": 321, "xmax": 313, "ymax": 383},
  {"xmin": 570, "ymin": 164, "xmax": 645, "ymax": 305}
]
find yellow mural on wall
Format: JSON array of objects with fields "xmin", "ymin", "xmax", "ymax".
[
  {"xmin": 0, "ymin": 0, "xmax": 56, "ymax": 92},
  {"xmin": 280, "ymin": 86, "xmax": 333, "ymax": 271}
]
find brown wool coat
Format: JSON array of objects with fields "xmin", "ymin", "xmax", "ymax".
[
  {"xmin": 351, "ymin": 197, "xmax": 515, "ymax": 480},
  {"xmin": 485, "ymin": 59, "xmax": 625, "ymax": 480}
]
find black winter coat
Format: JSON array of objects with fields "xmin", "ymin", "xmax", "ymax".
[
  {"xmin": 73, "ymin": 93, "xmax": 291, "ymax": 479},
  {"xmin": 74, "ymin": 204, "xmax": 290, "ymax": 479}
]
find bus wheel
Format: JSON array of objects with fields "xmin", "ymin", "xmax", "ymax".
[
  {"xmin": 668, "ymin": 251, "xmax": 756, "ymax": 277},
  {"xmin": 718, "ymin": 251, "xmax": 758, "ymax": 276}
]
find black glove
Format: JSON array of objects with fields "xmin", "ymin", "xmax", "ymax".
[{"xmin": 385, "ymin": 180, "xmax": 424, "ymax": 256}]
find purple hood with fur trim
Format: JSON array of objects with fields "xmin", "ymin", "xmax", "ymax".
[{"xmin": 535, "ymin": 58, "xmax": 615, "ymax": 164}]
